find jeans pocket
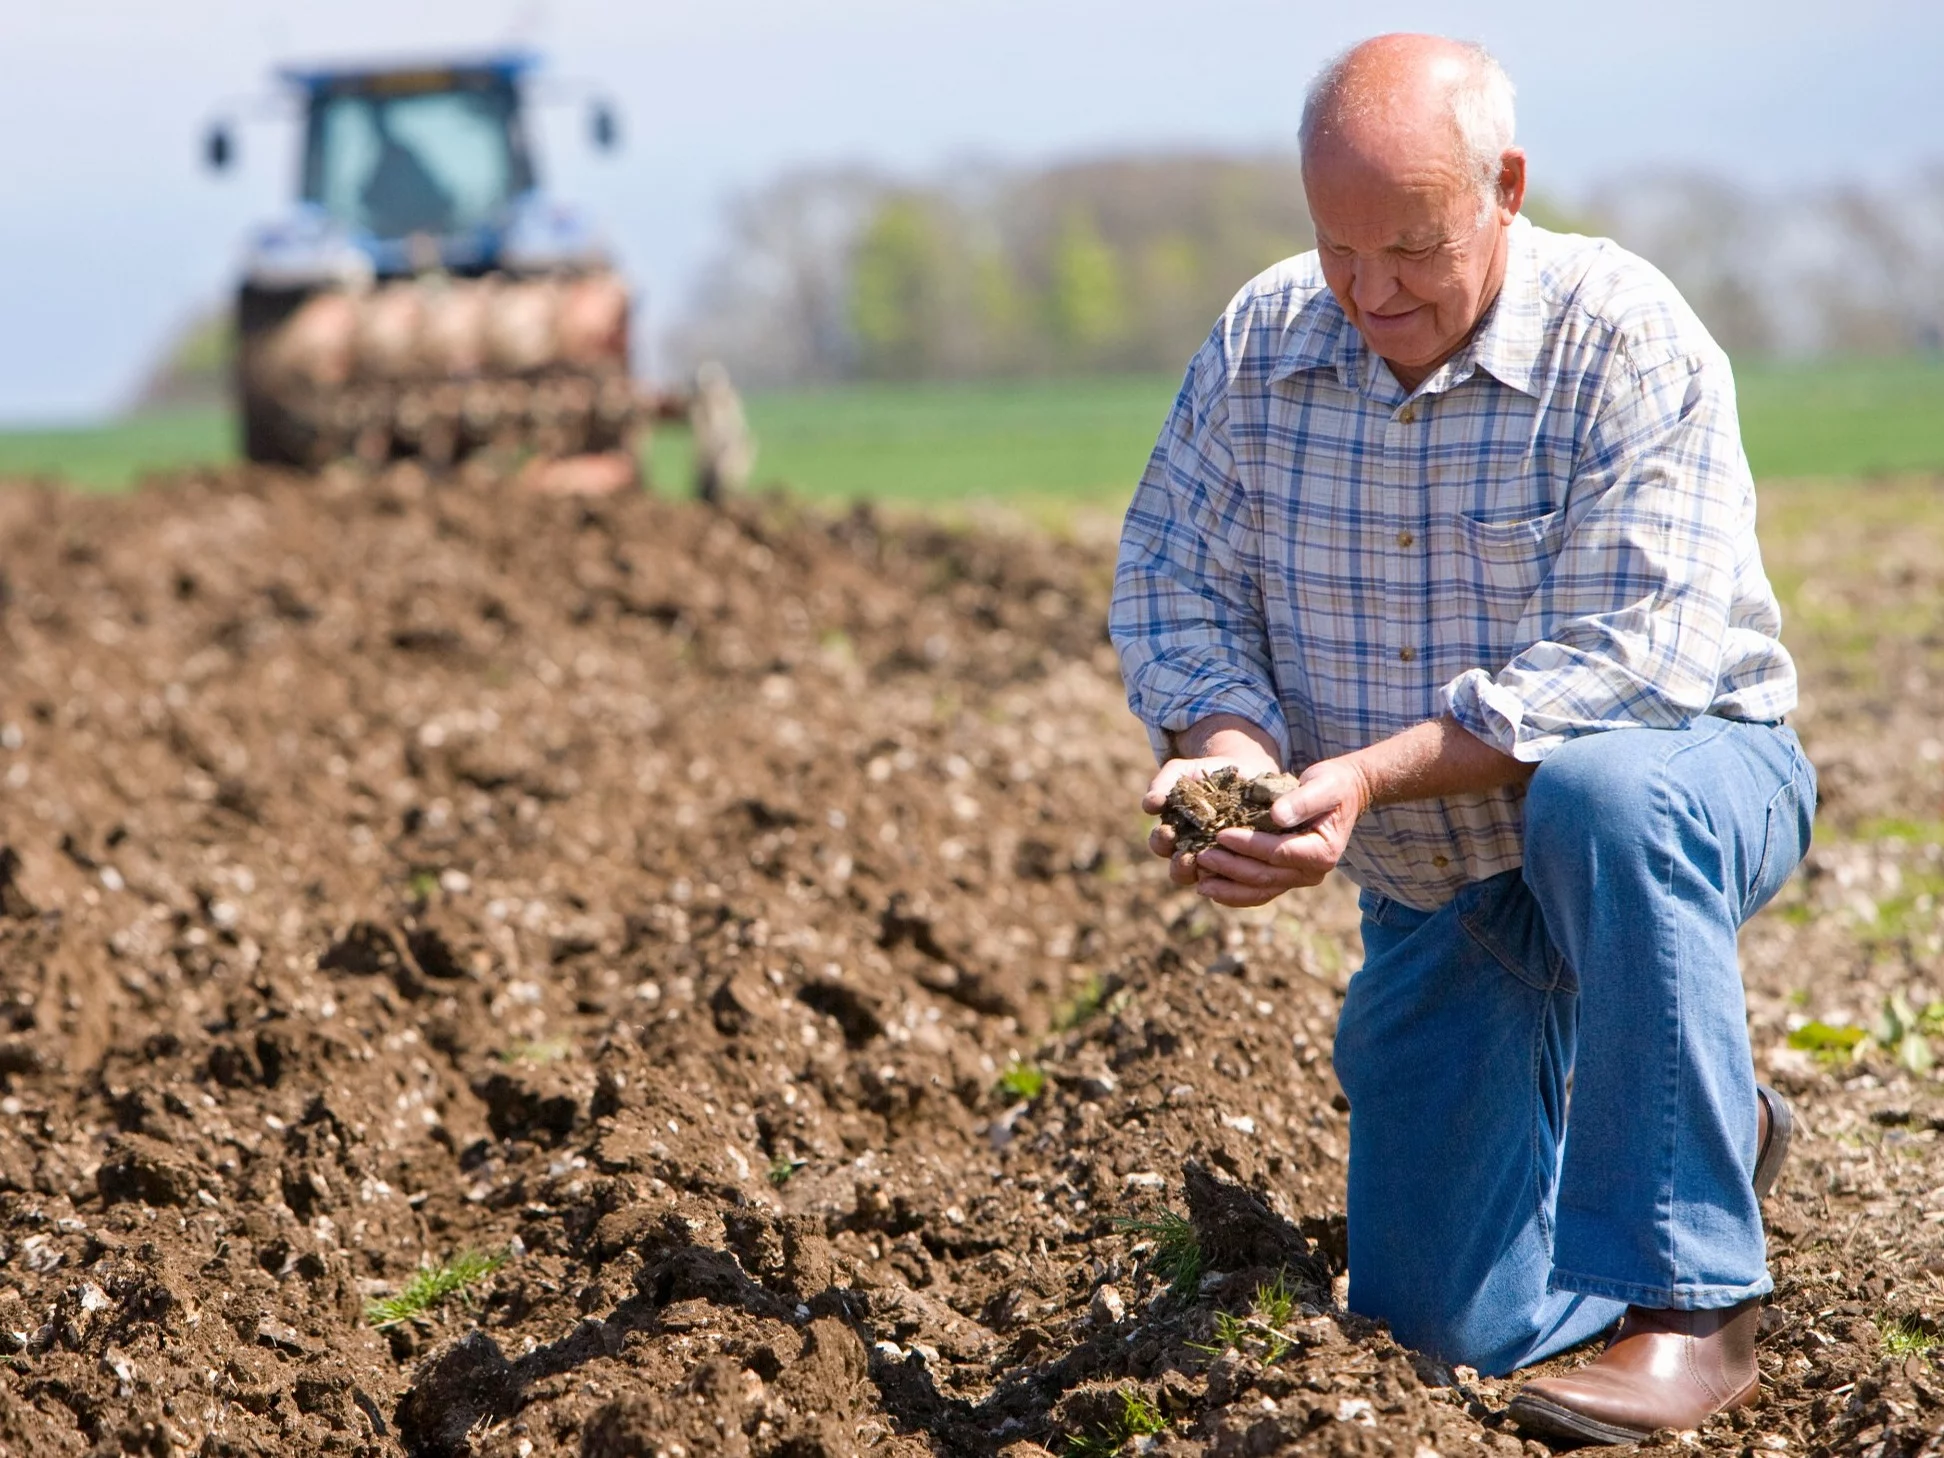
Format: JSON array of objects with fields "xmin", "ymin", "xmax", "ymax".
[
  {"xmin": 1742, "ymin": 767, "xmax": 1811, "ymax": 923},
  {"xmin": 1457, "ymin": 872, "xmax": 1572, "ymax": 994}
]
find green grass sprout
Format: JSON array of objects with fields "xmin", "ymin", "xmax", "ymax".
[
  {"xmin": 1187, "ymin": 1310, "xmax": 1250, "ymax": 1358},
  {"xmin": 1253, "ymin": 1268, "xmax": 1298, "ymax": 1329},
  {"xmin": 1054, "ymin": 976, "xmax": 1109, "ymax": 1031},
  {"xmin": 1188, "ymin": 1269, "xmax": 1301, "ymax": 1364},
  {"xmin": 997, "ymin": 1060, "xmax": 1048, "ymax": 1102},
  {"xmin": 365, "ymin": 1250, "xmax": 508, "ymax": 1328},
  {"xmin": 1115, "ymin": 1208, "xmax": 1203, "ymax": 1298},
  {"xmin": 1884, "ymin": 1315, "xmax": 1940, "ymax": 1359},
  {"xmin": 768, "ymin": 1156, "xmax": 807, "ymax": 1187},
  {"xmin": 1067, "ymin": 1388, "xmax": 1168, "ymax": 1456}
]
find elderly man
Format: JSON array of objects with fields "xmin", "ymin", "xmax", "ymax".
[{"xmin": 1110, "ymin": 33, "xmax": 1815, "ymax": 1445}]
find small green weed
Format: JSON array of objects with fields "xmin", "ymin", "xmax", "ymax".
[
  {"xmin": 1883, "ymin": 1315, "xmax": 1940, "ymax": 1359},
  {"xmin": 1067, "ymin": 1388, "xmax": 1169, "ymax": 1456},
  {"xmin": 1054, "ymin": 976, "xmax": 1108, "ymax": 1031},
  {"xmin": 499, "ymin": 1035, "xmax": 573, "ymax": 1065},
  {"xmin": 1787, "ymin": 1020, "xmax": 1869, "ymax": 1067},
  {"xmin": 1253, "ymin": 1268, "xmax": 1298, "ymax": 1328},
  {"xmin": 409, "ymin": 869, "xmax": 440, "ymax": 901},
  {"xmin": 1876, "ymin": 993, "xmax": 1944, "ymax": 1075},
  {"xmin": 365, "ymin": 1250, "xmax": 507, "ymax": 1327},
  {"xmin": 1116, "ymin": 1208, "xmax": 1203, "ymax": 1298},
  {"xmin": 768, "ymin": 1156, "xmax": 807, "ymax": 1187},
  {"xmin": 997, "ymin": 1060, "xmax": 1048, "ymax": 1102},
  {"xmin": 1189, "ymin": 1310, "xmax": 1259, "ymax": 1359},
  {"xmin": 1189, "ymin": 1269, "xmax": 1301, "ymax": 1364},
  {"xmin": 1788, "ymin": 994, "xmax": 1944, "ymax": 1076}
]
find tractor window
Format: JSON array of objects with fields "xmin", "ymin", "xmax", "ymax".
[{"xmin": 304, "ymin": 85, "xmax": 533, "ymax": 239}]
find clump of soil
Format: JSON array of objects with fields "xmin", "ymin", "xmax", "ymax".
[
  {"xmin": 1161, "ymin": 769, "xmax": 1302, "ymax": 853},
  {"xmin": 0, "ymin": 462, "xmax": 1932, "ymax": 1457}
]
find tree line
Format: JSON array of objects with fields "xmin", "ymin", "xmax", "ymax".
[
  {"xmin": 669, "ymin": 156, "xmax": 1944, "ymax": 386},
  {"xmin": 669, "ymin": 155, "xmax": 1316, "ymax": 386}
]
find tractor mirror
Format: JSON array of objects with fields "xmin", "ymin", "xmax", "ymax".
[
  {"xmin": 204, "ymin": 123, "xmax": 234, "ymax": 172},
  {"xmin": 589, "ymin": 102, "xmax": 619, "ymax": 154}
]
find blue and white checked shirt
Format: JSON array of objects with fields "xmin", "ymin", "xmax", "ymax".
[{"xmin": 1112, "ymin": 217, "xmax": 1797, "ymax": 910}]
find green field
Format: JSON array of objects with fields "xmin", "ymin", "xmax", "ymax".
[{"xmin": 4, "ymin": 356, "xmax": 1940, "ymax": 504}]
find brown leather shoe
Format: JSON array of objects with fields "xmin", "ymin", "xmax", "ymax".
[
  {"xmin": 1506, "ymin": 1300, "xmax": 1760, "ymax": 1443},
  {"xmin": 1507, "ymin": 1089, "xmax": 1790, "ymax": 1443}
]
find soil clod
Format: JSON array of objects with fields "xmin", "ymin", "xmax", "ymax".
[{"xmin": 1160, "ymin": 768, "xmax": 1302, "ymax": 853}]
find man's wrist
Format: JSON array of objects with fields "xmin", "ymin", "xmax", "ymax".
[
  {"xmin": 1333, "ymin": 751, "xmax": 1381, "ymax": 821},
  {"xmin": 1168, "ymin": 714, "xmax": 1283, "ymax": 766}
]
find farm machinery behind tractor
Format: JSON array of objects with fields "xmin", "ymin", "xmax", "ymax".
[{"xmin": 205, "ymin": 53, "xmax": 746, "ymax": 495}]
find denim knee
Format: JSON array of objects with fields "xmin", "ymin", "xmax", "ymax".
[{"xmin": 1523, "ymin": 730, "xmax": 1667, "ymax": 872}]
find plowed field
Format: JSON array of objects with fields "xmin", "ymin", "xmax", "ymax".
[{"xmin": 0, "ymin": 465, "xmax": 1937, "ymax": 1458}]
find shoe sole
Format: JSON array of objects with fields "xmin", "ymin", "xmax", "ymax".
[
  {"xmin": 1505, "ymin": 1392, "xmax": 1652, "ymax": 1445},
  {"xmin": 1755, "ymin": 1083, "xmax": 1793, "ymax": 1203},
  {"xmin": 1508, "ymin": 1377, "xmax": 1758, "ymax": 1447}
]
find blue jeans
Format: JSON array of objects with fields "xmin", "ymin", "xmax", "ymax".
[{"xmin": 1331, "ymin": 718, "xmax": 1816, "ymax": 1376}]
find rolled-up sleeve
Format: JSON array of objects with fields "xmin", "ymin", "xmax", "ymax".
[
  {"xmin": 1111, "ymin": 352, "xmax": 1288, "ymax": 764},
  {"xmin": 1442, "ymin": 346, "xmax": 1749, "ymax": 761}
]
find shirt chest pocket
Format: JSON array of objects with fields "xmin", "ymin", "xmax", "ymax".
[{"xmin": 1450, "ymin": 508, "xmax": 1567, "ymax": 615}]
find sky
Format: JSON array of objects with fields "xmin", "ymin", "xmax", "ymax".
[{"xmin": 2, "ymin": 0, "xmax": 1940, "ymax": 423}]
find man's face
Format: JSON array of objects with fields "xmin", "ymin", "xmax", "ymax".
[{"xmin": 1303, "ymin": 137, "xmax": 1520, "ymax": 385}]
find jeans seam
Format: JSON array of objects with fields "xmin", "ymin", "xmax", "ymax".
[
  {"xmin": 1655, "ymin": 733, "xmax": 1686, "ymax": 1293},
  {"xmin": 1531, "ymin": 987, "xmax": 1553, "ymax": 1252}
]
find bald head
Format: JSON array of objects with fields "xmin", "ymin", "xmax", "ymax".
[
  {"xmin": 1300, "ymin": 34, "xmax": 1516, "ymax": 210},
  {"xmin": 1296, "ymin": 35, "xmax": 1526, "ymax": 389}
]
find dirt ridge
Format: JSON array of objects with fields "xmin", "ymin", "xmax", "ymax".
[{"xmin": 0, "ymin": 465, "xmax": 1933, "ymax": 1456}]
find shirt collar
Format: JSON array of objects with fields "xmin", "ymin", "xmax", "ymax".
[
  {"xmin": 1265, "ymin": 215, "xmax": 1545, "ymax": 398},
  {"xmin": 1267, "ymin": 289, "xmax": 1352, "ymax": 385},
  {"xmin": 1461, "ymin": 215, "xmax": 1544, "ymax": 398}
]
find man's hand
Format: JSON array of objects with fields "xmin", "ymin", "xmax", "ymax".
[
  {"xmin": 1140, "ymin": 713, "xmax": 1534, "ymax": 908},
  {"xmin": 1142, "ymin": 748, "xmax": 1281, "ymax": 862},
  {"xmin": 1140, "ymin": 714, "xmax": 1283, "ymax": 869},
  {"xmin": 1183, "ymin": 756, "xmax": 1373, "ymax": 906}
]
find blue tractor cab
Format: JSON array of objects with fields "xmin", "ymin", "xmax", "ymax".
[{"xmin": 238, "ymin": 54, "xmax": 610, "ymax": 287}]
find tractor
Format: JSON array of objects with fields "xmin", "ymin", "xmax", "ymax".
[{"xmin": 204, "ymin": 53, "xmax": 745, "ymax": 495}]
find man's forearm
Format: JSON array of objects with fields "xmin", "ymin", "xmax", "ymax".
[
  {"xmin": 1167, "ymin": 713, "xmax": 1283, "ymax": 768},
  {"xmin": 1343, "ymin": 714, "xmax": 1534, "ymax": 810}
]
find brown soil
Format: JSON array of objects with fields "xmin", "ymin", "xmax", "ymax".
[
  {"xmin": 1160, "ymin": 771, "xmax": 1302, "ymax": 855},
  {"xmin": 0, "ymin": 465, "xmax": 1934, "ymax": 1458}
]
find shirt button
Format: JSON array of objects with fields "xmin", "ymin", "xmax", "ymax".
[
  {"xmin": 1432, "ymin": 854, "xmax": 1450, "ymax": 868},
  {"xmin": 1398, "ymin": 646, "xmax": 1416, "ymax": 662},
  {"xmin": 1398, "ymin": 404, "xmax": 1417, "ymax": 423},
  {"xmin": 1396, "ymin": 530, "xmax": 1415, "ymax": 547}
]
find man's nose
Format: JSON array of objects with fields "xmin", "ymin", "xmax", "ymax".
[{"xmin": 1349, "ymin": 255, "xmax": 1399, "ymax": 314}]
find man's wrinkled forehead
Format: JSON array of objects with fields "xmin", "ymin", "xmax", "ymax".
[{"xmin": 1304, "ymin": 145, "xmax": 1477, "ymax": 244}]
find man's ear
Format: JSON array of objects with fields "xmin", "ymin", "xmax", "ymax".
[{"xmin": 1498, "ymin": 148, "xmax": 1528, "ymax": 220}]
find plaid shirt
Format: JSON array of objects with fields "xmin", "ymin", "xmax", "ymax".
[{"xmin": 1111, "ymin": 217, "xmax": 1797, "ymax": 910}]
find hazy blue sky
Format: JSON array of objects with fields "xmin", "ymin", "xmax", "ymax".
[{"xmin": 3, "ymin": 0, "xmax": 1939, "ymax": 422}]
